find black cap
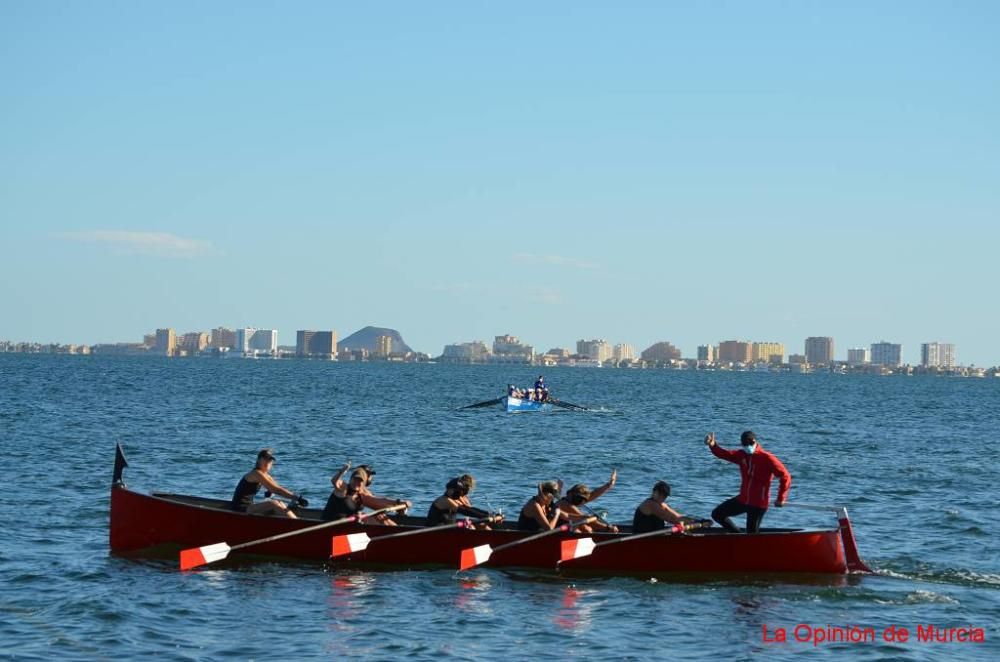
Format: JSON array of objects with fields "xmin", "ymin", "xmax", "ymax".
[
  {"xmin": 653, "ymin": 481, "xmax": 671, "ymax": 497},
  {"xmin": 740, "ymin": 431, "xmax": 757, "ymax": 446}
]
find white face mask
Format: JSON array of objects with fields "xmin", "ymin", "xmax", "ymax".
[{"xmin": 743, "ymin": 443, "xmax": 757, "ymax": 455}]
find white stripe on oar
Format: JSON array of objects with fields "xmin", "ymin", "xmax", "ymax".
[
  {"xmin": 559, "ymin": 537, "xmax": 595, "ymax": 562},
  {"xmin": 177, "ymin": 504, "xmax": 407, "ymax": 571},
  {"xmin": 458, "ymin": 516, "xmax": 595, "ymax": 571},
  {"xmin": 330, "ymin": 532, "xmax": 371, "ymax": 558},
  {"xmin": 180, "ymin": 543, "xmax": 231, "ymax": 570},
  {"xmin": 459, "ymin": 544, "xmax": 493, "ymax": 570}
]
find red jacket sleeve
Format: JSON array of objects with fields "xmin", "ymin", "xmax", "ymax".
[
  {"xmin": 770, "ymin": 454, "xmax": 791, "ymax": 504},
  {"xmin": 710, "ymin": 443, "xmax": 742, "ymax": 464}
]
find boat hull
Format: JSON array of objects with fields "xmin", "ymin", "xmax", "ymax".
[
  {"xmin": 503, "ymin": 396, "xmax": 553, "ymax": 413},
  {"xmin": 110, "ymin": 487, "xmax": 852, "ymax": 574}
]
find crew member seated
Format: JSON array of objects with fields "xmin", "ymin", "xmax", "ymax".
[
  {"xmin": 322, "ymin": 462, "xmax": 412, "ymax": 524},
  {"xmin": 231, "ymin": 448, "xmax": 307, "ymax": 519},
  {"xmin": 632, "ymin": 481, "xmax": 686, "ymax": 533},
  {"xmin": 426, "ymin": 474, "xmax": 495, "ymax": 528}
]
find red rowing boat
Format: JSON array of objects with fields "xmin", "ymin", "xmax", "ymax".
[{"xmin": 109, "ymin": 447, "xmax": 870, "ymax": 575}]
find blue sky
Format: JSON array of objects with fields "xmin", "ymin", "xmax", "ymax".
[{"xmin": 2, "ymin": 2, "xmax": 998, "ymax": 364}]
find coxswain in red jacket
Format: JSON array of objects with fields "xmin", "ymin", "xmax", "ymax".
[{"xmin": 705, "ymin": 430, "xmax": 791, "ymax": 533}]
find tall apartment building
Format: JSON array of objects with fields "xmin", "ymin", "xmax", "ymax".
[
  {"xmin": 752, "ymin": 342, "xmax": 785, "ymax": 364},
  {"xmin": 613, "ymin": 343, "xmax": 635, "ymax": 362},
  {"xmin": 921, "ymin": 342, "xmax": 956, "ymax": 368},
  {"xmin": 697, "ymin": 345, "xmax": 716, "ymax": 362},
  {"xmin": 441, "ymin": 341, "xmax": 490, "ymax": 362},
  {"xmin": 296, "ymin": 330, "xmax": 337, "ymax": 358},
  {"xmin": 236, "ymin": 328, "xmax": 278, "ymax": 356},
  {"xmin": 375, "ymin": 335, "xmax": 393, "ymax": 358},
  {"xmin": 577, "ymin": 339, "xmax": 613, "ymax": 362},
  {"xmin": 718, "ymin": 340, "xmax": 752, "ymax": 363},
  {"xmin": 177, "ymin": 332, "xmax": 209, "ymax": 353},
  {"xmin": 847, "ymin": 348, "xmax": 870, "ymax": 366},
  {"xmin": 870, "ymin": 341, "xmax": 903, "ymax": 367},
  {"xmin": 804, "ymin": 337, "xmax": 834, "ymax": 365},
  {"xmin": 154, "ymin": 328, "xmax": 176, "ymax": 357},
  {"xmin": 492, "ymin": 335, "xmax": 534, "ymax": 363},
  {"xmin": 210, "ymin": 327, "xmax": 236, "ymax": 349}
]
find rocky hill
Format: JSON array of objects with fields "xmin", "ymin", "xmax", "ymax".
[{"xmin": 339, "ymin": 326, "xmax": 413, "ymax": 354}]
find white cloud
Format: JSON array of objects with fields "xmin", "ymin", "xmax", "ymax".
[
  {"xmin": 56, "ymin": 231, "xmax": 213, "ymax": 258},
  {"xmin": 526, "ymin": 287, "xmax": 563, "ymax": 305},
  {"xmin": 512, "ymin": 253, "xmax": 598, "ymax": 270}
]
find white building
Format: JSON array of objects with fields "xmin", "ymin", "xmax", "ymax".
[
  {"xmin": 847, "ymin": 348, "xmax": 870, "ymax": 366},
  {"xmin": 577, "ymin": 339, "xmax": 613, "ymax": 362},
  {"xmin": 236, "ymin": 328, "xmax": 278, "ymax": 356},
  {"xmin": 491, "ymin": 334, "xmax": 533, "ymax": 363},
  {"xmin": 921, "ymin": 342, "xmax": 956, "ymax": 368},
  {"xmin": 870, "ymin": 341, "xmax": 902, "ymax": 367},
  {"xmin": 613, "ymin": 343, "xmax": 635, "ymax": 362},
  {"xmin": 442, "ymin": 341, "xmax": 490, "ymax": 362}
]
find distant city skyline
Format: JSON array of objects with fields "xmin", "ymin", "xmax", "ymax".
[
  {"xmin": 0, "ymin": 323, "xmax": 981, "ymax": 367},
  {"xmin": 3, "ymin": 4, "xmax": 998, "ymax": 365}
]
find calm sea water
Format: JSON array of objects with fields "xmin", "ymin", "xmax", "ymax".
[{"xmin": 1, "ymin": 355, "xmax": 997, "ymax": 660}]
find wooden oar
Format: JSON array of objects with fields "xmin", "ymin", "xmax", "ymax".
[
  {"xmin": 179, "ymin": 504, "xmax": 407, "ymax": 570},
  {"xmin": 458, "ymin": 397, "xmax": 504, "ymax": 410},
  {"xmin": 459, "ymin": 516, "xmax": 595, "ymax": 570},
  {"xmin": 548, "ymin": 398, "xmax": 589, "ymax": 411},
  {"xmin": 330, "ymin": 515, "xmax": 501, "ymax": 557},
  {"xmin": 558, "ymin": 520, "xmax": 712, "ymax": 564}
]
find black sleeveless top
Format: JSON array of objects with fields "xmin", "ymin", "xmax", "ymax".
[
  {"xmin": 427, "ymin": 501, "xmax": 454, "ymax": 526},
  {"xmin": 518, "ymin": 498, "xmax": 548, "ymax": 531},
  {"xmin": 427, "ymin": 499, "xmax": 491, "ymax": 526},
  {"xmin": 632, "ymin": 501, "xmax": 666, "ymax": 534},
  {"xmin": 231, "ymin": 475, "xmax": 261, "ymax": 512},
  {"xmin": 322, "ymin": 489, "xmax": 362, "ymax": 521}
]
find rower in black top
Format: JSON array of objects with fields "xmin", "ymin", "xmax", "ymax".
[
  {"xmin": 231, "ymin": 448, "xmax": 306, "ymax": 519},
  {"xmin": 517, "ymin": 480, "xmax": 564, "ymax": 531},
  {"xmin": 322, "ymin": 462, "xmax": 412, "ymax": 524},
  {"xmin": 425, "ymin": 475, "xmax": 493, "ymax": 528},
  {"xmin": 632, "ymin": 481, "xmax": 685, "ymax": 533}
]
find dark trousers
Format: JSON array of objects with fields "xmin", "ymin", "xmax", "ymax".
[{"xmin": 712, "ymin": 496, "xmax": 767, "ymax": 533}]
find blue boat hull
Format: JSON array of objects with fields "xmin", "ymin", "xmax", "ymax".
[{"xmin": 503, "ymin": 396, "xmax": 553, "ymax": 413}]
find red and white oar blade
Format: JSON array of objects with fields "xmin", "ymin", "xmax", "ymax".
[
  {"xmin": 459, "ymin": 544, "xmax": 493, "ymax": 571},
  {"xmin": 330, "ymin": 532, "xmax": 371, "ymax": 558},
  {"xmin": 180, "ymin": 542, "xmax": 231, "ymax": 571},
  {"xmin": 559, "ymin": 537, "xmax": 595, "ymax": 562}
]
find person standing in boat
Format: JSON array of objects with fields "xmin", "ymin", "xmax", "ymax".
[
  {"xmin": 231, "ymin": 448, "xmax": 307, "ymax": 518},
  {"xmin": 321, "ymin": 463, "xmax": 412, "ymax": 525},
  {"xmin": 555, "ymin": 469, "xmax": 619, "ymax": 533},
  {"xmin": 704, "ymin": 431, "xmax": 791, "ymax": 533},
  {"xmin": 533, "ymin": 375, "xmax": 548, "ymax": 402},
  {"xmin": 426, "ymin": 474, "xmax": 496, "ymax": 529},
  {"xmin": 517, "ymin": 480, "xmax": 565, "ymax": 531},
  {"xmin": 632, "ymin": 481, "xmax": 686, "ymax": 533}
]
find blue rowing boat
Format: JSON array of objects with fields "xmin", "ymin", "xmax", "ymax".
[{"xmin": 503, "ymin": 396, "xmax": 554, "ymax": 413}]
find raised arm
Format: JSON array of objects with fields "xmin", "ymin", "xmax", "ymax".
[
  {"xmin": 706, "ymin": 433, "xmax": 742, "ymax": 463},
  {"xmin": 330, "ymin": 461, "xmax": 351, "ymax": 489},
  {"xmin": 587, "ymin": 469, "xmax": 618, "ymax": 502}
]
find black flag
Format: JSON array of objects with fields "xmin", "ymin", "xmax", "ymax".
[{"xmin": 113, "ymin": 442, "xmax": 129, "ymax": 486}]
